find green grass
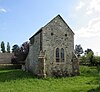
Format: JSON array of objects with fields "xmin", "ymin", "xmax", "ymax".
[{"xmin": 0, "ymin": 66, "xmax": 99, "ymax": 92}]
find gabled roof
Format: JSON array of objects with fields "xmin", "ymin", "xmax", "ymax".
[
  {"xmin": 56, "ymin": 15, "xmax": 74, "ymax": 34},
  {"xmin": 29, "ymin": 14, "xmax": 74, "ymax": 40}
]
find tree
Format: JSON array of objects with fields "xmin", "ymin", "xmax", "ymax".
[
  {"xmin": 85, "ymin": 49, "xmax": 94, "ymax": 65},
  {"xmin": 7, "ymin": 42, "xmax": 10, "ymax": 53},
  {"xmin": 75, "ymin": 44, "xmax": 83, "ymax": 57},
  {"xmin": 21, "ymin": 41, "xmax": 29, "ymax": 55},
  {"xmin": 93, "ymin": 56, "xmax": 100, "ymax": 66},
  {"xmin": 11, "ymin": 42, "xmax": 29, "ymax": 64},
  {"xmin": 85, "ymin": 49, "xmax": 93, "ymax": 55},
  {"xmin": 1, "ymin": 41, "xmax": 5, "ymax": 53},
  {"xmin": 12, "ymin": 44, "xmax": 19, "ymax": 53},
  {"xmin": 81, "ymin": 55, "xmax": 87, "ymax": 64}
]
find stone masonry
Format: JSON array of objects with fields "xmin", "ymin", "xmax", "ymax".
[{"xmin": 25, "ymin": 15, "xmax": 79, "ymax": 77}]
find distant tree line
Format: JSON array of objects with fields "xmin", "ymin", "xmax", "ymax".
[
  {"xmin": 75, "ymin": 44, "xmax": 100, "ymax": 66},
  {"xmin": 0, "ymin": 41, "xmax": 10, "ymax": 53},
  {"xmin": 81, "ymin": 49, "xmax": 100, "ymax": 66},
  {"xmin": 0, "ymin": 41, "xmax": 29, "ymax": 64}
]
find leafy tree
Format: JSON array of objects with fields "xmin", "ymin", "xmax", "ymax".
[
  {"xmin": 94, "ymin": 56, "xmax": 100, "ymax": 65},
  {"xmin": 85, "ymin": 49, "xmax": 94, "ymax": 65},
  {"xmin": 21, "ymin": 41, "xmax": 29, "ymax": 55},
  {"xmin": 1, "ymin": 41, "xmax": 5, "ymax": 53},
  {"xmin": 12, "ymin": 44, "xmax": 19, "ymax": 53},
  {"xmin": 81, "ymin": 48, "xmax": 100, "ymax": 66},
  {"xmin": 75, "ymin": 44, "xmax": 83, "ymax": 57},
  {"xmin": 7, "ymin": 42, "xmax": 10, "ymax": 53},
  {"xmin": 85, "ymin": 49, "xmax": 93, "ymax": 55},
  {"xmin": 81, "ymin": 55, "xmax": 87, "ymax": 64},
  {"xmin": 11, "ymin": 42, "xmax": 29, "ymax": 64}
]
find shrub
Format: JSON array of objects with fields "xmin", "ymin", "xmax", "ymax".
[{"xmin": 11, "ymin": 41, "xmax": 29, "ymax": 64}]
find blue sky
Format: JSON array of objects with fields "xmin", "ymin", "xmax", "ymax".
[{"xmin": 0, "ymin": 0, "xmax": 100, "ymax": 55}]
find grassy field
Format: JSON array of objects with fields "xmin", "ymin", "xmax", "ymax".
[{"xmin": 0, "ymin": 66, "xmax": 99, "ymax": 92}]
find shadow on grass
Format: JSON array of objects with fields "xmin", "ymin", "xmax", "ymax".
[{"xmin": 0, "ymin": 69, "xmax": 34, "ymax": 82}]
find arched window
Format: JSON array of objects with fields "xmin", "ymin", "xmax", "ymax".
[
  {"xmin": 61, "ymin": 48, "xmax": 64, "ymax": 62},
  {"xmin": 56, "ymin": 48, "xmax": 59, "ymax": 62}
]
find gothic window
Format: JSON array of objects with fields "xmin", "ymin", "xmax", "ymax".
[
  {"xmin": 56, "ymin": 48, "xmax": 59, "ymax": 62},
  {"xmin": 61, "ymin": 48, "xmax": 64, "ymax": 62}
]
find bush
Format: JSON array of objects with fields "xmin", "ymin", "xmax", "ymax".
[
  {"xmin": 11, "ymin": 41, "xmax": 29, "ymax": 64},
  {"xmin": 81, "ymin": 56, "xmax": 100, "ymax": 66},
  {"xmin": 94, "ymin": 56, "xmax": 100, "ymax": 66}
]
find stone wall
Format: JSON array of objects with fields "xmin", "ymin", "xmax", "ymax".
[
  {"xmin": 0, "ymin": 53, "xmax": 13, "ymax": 64},
  {"xmin": 25, "ymin": 32, "xmax": 41, "ymax": 75},
  {"xmin": 25, "ymin": 15, "xmax": 75, "ymax": 77},
  {"xmin": 42, "ymin": 15, "xmax": 74, "ymax": 76}
]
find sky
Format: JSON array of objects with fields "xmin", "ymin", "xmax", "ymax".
[{"xmin": 0, "ymin": 0, "xmax": 100, "ymax": 55}]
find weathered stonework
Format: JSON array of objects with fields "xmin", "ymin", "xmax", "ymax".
[
  {"xmin": 72, "ymin": 52, "xmax": 80, "ymax": 76},
  {"xmin": 25, "ymin": 15, "xmax": 79, "ymax": 77}
]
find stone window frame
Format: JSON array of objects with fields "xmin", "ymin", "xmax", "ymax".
[
  {"xmin": 61, "ymin": 48, "xmax": 64, "ymax": 62},
  {"xmin": 55, "ymin": 47, "xmax": 65, "ymax": 62},
  {"xmin": 56, "ymin": 48, "xmax": 60, "ymax": 62}
]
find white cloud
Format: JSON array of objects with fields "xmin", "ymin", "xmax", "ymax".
[
  {"xmin": 0, "ymin": 8, "xmax": 7, "ymax": 13},
  {"xmin": 75, "ymin": 19, "xmax": 100, "ymax": 55},
  {"xmin": 86, "ymin": 0, "xmax": 100, "ymax": 15},
  {"xmin": 75, "ymin": 17, "xmax": 100, "ymax": 38},
  {"xmin": 86, "ymin": 10, "xmax": 92, "ymax": 15},
  {"xmin": 75, "ymin": 0, "xmax": 100, "ymax": 15},
  {"xmin": 75, "ymin": 0, "xmax": 100, "ymax": 37},
  {"xmin": 74, "ymin": 0, "xmax": 100, "ymax": 54},
  {"xmin": 76, "ymin": 1, "xmax": 85, "ymax": 10}
]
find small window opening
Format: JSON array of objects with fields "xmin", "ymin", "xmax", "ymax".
[
  {"xmin": 51, "ymin": 33, "xmax": 54, "ymax": 36},
  {"xmin": 61, "ymin": 48, "xmax": 64, "ymax": 62},
  {"xmin": 65, "ymin": 34, "xmax": 67, "ymax": 36},
  {"xmin": 56, "ymin": 48, "xmax": 59, "ymax": 62}
]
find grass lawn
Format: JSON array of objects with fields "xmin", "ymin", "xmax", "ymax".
[{"xmin": 0, "ymin": 66, "xmax": 99, "ymax": 92}]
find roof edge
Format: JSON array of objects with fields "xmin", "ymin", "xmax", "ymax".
[
  {"xmin": 29, "ymin": 27, "xmax": 43, "ymax": 40},
  {"xmin": 29, "ymin": 14, "xmax": 74, "ymax": 40}
]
